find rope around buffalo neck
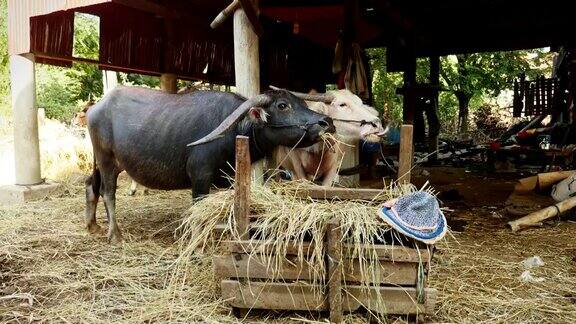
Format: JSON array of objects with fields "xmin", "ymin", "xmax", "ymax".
[{"xmin": 332, "ymin": 118, "xmax": 379, "ymax": 128}]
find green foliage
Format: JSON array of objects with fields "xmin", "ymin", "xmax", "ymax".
[
  {"xmin": 0, "ymin": 0, "xmax": 10, "ymax": 117},
  {"xmin": 367, "ymin": 48, "xmax": 404, "ymax": 123},
  {"xmin": 368, "ymin": 47, "xmax": 554, "ymax": 134},
  {"xmin": 368, "ymin": 48, "xmax": 459, "ymax": 130},
  {"xmin": 36, "ymin": 65, "xmax": 78, "ymax": 121},
  {"xmin": 68, "ymin": 13, "xmax": 102, "ymax": 102},
  {"xmin": 65, "ymin": 62, "xmax": 103, "ymax": 103},
  {"xmin": 119, "ymin": 73, "xmax": 160, "ymax": 88},
  {"xmin": 440, "ymin": 51, "xmax": 551, "ymax": 100},
  {"xmin": 33, "ymin": 13, "xmax": 103, "ymax": 121}
]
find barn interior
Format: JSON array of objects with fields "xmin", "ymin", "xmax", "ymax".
[
  {"xmin": 1, "ymin": 0, "xmax": 576, "ymax": 323},
  {"xmin": 8, "ymin": 0, "xmax": 576, "ymax": 182}
]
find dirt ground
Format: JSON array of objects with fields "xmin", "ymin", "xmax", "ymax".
[{"xmin": 0, "ymin": 169, "xmax": 575, "ymax": 323}]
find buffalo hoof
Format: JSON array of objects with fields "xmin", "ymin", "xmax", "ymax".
[
  {"xmin": 87, "ymin": 223, "xmax": 105, "ymax": 235},
  {"xmin": 108, "ymin": 232, "xmax": 124, "ymax": 245}
]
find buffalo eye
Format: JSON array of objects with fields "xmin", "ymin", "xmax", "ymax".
[
  {"xmin": 277, "ymin": 102, "xmax": 289, "ymax": 110},
  {"xmin": 339, "ymin": 103, "xmax": 348, "ymax": 108}
]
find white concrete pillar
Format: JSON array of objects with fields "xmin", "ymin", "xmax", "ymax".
[
  {"xmin": 233, "ymin": 3, "xmax": 265, "ymax": 181},
  {"xmin": 160, "ymin": 73, "xmax": 177, "ymax": 94},
  {"xmin": 10, "ymin": 54, "xmax": 42, "ymax": 185}
]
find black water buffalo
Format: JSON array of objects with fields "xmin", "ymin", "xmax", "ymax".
[{"xmin": 85, "ymin": 86, "xmax": 334, "ymax": 243}]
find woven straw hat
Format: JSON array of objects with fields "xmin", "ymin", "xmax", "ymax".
[{"xmin": 378, "ymin": 191, "xmax": 447, "ymax": 244}]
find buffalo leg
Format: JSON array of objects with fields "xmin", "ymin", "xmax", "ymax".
[
  {"xmin": 128, "ymin": 179, "xmax": 149, "ymax": 196},
  {"xmin": 288, "ymin": 153, "xmax": 307, "ymax": 181},
  {"xmin": 190, "ymin": 168, "xmax": 213, "ymax": 199},
  {"xmin": 321, "ymin": 152, "xmax": 339, "ymax": 187},
  {"xmin": 85, "ymin": 168, "xmax": 104, "ymax": 235},
  {"xmin": 128, "ymin": 179, "xmax": 137, "ymax": 196},
  {"xmin": 101, "ymin": 166, "xmax": 122, "ymax": 244}
]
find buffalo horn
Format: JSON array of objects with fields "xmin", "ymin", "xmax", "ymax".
[
  {"xmin": 188, "ymin": 94, "xmax": 272, "ymax": 146},
  {"xmin": 269, "ymin": 85, "xmax": 334, "ymax": 104}
]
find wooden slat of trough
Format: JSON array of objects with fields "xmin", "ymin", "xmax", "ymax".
[
  {"xmin": 224, "ymin": 240, "xmax": 430, "ymax": 263},
  {"xmin": 213, "ymin": 254, "xmax": 314, "ymax": 281},
  {"xmin": 213, "ymin": 254, "xmax": 419, "ymax": 285},
  {"xmin": 344, "ymin": 260, "xmax": 418, "ymax": 285},
  {"xmin": 285, "ymin": 186, "xmax": 385, "ymax": 201},
  {"xmin": 221, "ymin": 280, "xmax": 437, "ymax": 314},
  {"xmin": 327, "ymin": 221, "xmax": 343, "ymax": 323}
]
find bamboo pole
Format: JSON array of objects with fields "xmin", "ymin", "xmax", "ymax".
[
  {"xmin": 508, "ymin": 196, "xmax": 576, "ymax": 232},
  {"xmin": 537, "ymin": 171, "xmax": 575, "ymax": 190},
  {"xmin": 234, "ymin": 136, "xmax": 251, "ymax": 239}
]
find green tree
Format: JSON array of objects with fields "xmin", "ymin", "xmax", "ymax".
[
  {"xmin": 67, "ymin": 13, "xmax": 102, "ymax": 102},
  {"xmin": 369, "ymin": 48, "xmax": 553, "ymax": 135},
  {"xmin": 0, "ymin": 0, "xmax": 10, "ymax": 117},
  {"xmin": 440, "ymin": 50, "xmax": 553, "ymax": 133},
  {"xmin": 36, "ymin": 13, "xmax": 103, "ymax": 121}
]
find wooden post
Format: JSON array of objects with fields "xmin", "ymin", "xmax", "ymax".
[
  {"xmin": 428, "ymin": 56, "xmax": 440, "ymax": 163},
  {"xmin": 160, "ymin": 73, "xmax": 177, "ymax": 94},
  {"xmin": 402, "ymin": 58, "xmax": 417, "ymax": 124},
  {"xmin": 327, "ymin": 221, "xmax": 343, "ymax": 323},
  {"xmin": 398, "ymin": 125, "xmax": 414, "ymax": 184},
  {"xmin": 234, "ymin": 136, "xmax": 251, "ymax": 239},
  {"xmin": 233, "ymin": 0, "xmax": 264, "ymax": 182}
]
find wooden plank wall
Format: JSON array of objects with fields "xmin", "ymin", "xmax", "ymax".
[{"xmin": 8, "ymin": 0, "xmax": 110, "ymax": 55}]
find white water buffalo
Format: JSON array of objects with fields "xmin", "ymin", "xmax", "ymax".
[
  {"xmin": 274, "ymin": 89, "xmax": 387, "ymax": 186},
  {"xmin": 85, "ymin": 86, "xmax": 334, "ymax": 243}
]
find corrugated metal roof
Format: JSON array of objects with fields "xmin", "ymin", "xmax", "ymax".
[{"xmin": 8, "ymin": 0, "xmax": 110, "ymax": 55}]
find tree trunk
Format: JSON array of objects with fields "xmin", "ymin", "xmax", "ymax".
[{"xmin": 456, "ymin": 91, "xmax": 471, "ymax": 135}]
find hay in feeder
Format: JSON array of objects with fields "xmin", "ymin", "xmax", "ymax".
[
  {"xmin": 0, "ymin": 174, "xmax": 574, "ymax": 323},
  {"xmin": 173, "ymin": 180, "xmax": 436, "ymax": 320}
]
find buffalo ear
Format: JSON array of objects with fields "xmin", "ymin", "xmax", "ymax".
[{"xmin": 248, "ymin": 107, "xmax": 268, "ymax": 123}]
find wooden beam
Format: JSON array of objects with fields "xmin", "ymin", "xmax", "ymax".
[
  {"xmin": 112, "ymin": 0, "xmax": 179, "ymax": 18},
  {"xmin": 283, "ymin": 186, "xmax": 386, "ymax": 201},
  {"xmin": 398, "ymin": 125, "xmax": 414, "ymax": 184},
  {"xmin": 210, "ymin": 0, "xmax": 240, "ymax": 29},
  {"xmin": 221, "ymin": 280, "xmax": 437, "ymax": 314},
  {"xmin": 224, "ymin": 240, "xmax": 431, "ymax": 263},
  {"xmin": 214, "ymin": 254, "xmax": 419, "ymax": 285},
  {"xmin": 234, "ymin": 136, "xmax": 251, "ymax": 239}
]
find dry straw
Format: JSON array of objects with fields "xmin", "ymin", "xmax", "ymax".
[
  {"xmin": 173, "ymin": 179, "xmax": 435, "ymax": 322},
  {"xmin": 0, "ymin": 178, "xmax": 574, "ymax": 322},
  {"xmin": 0, "ymin": 178, "xmax": 232, "ymax": 323}
]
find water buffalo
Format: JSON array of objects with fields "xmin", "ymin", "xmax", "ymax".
[
  {"xmin": 274, "ymin": 89, "xmax": 387, "ymax": 186},
  {"xmin": 85, "ymin": 86, "xmax": 334, "ymax": 243}
]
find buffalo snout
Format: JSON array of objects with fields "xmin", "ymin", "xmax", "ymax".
[{"xmin": 318, "ymin": 116, "xmax": 336, "ymax": 133}]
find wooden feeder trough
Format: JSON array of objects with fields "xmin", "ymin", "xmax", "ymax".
[{"xmin": 214, "ymin": 136, "xmax": 437, "ymax": 323}]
